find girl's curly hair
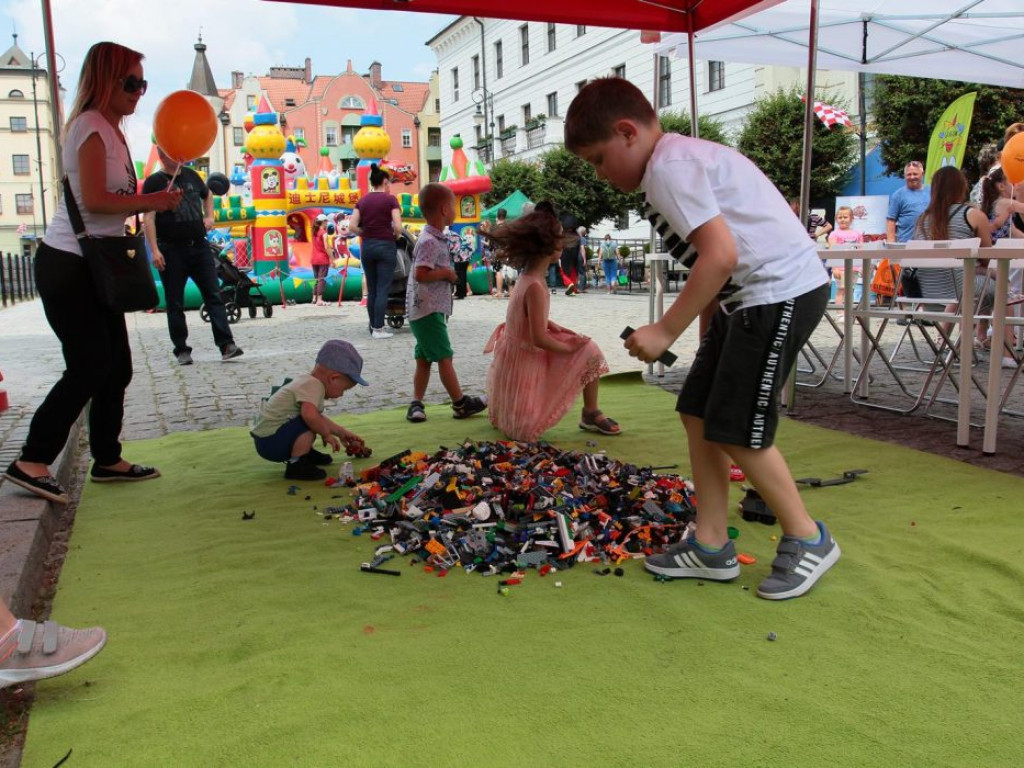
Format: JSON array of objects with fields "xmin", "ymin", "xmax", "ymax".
[{"xmin": 483, "ymin": 208, "xmax": 567, "ymax": 271}]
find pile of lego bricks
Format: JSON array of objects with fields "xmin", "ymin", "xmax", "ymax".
[{"xmin": 334, "ymin": 440, "xmax": 697, "ymax": 576}]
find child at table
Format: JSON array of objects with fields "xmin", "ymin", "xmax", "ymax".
[
  {"xmin": 483, "ymin": 207, "xmax": 620, "ymax": 441},
  {"xmin": 251, "ymin": 339, "xmax": 370, "ymax": 481},
  {"xmin": 827, "ymin": 205, "xmax": 864, "ymax": 306},
  {"xmin": 566, "ymin": 77, "xmax": 837, "ymax": 600}
]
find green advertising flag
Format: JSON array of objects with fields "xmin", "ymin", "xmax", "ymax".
[{"xmin": 925, "ymin": 92, "xmax": 977, "ymax": 184}]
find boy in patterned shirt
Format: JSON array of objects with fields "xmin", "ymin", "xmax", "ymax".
[{"xmin": 404, "ymin": 183, "xmax": 487, "ymax": 423}]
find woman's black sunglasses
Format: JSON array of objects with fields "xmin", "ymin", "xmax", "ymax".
[{"xmin": 120, "ymin": 76, "xmax": 148, "ymax": 95}]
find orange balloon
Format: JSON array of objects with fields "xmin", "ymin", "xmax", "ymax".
[
  {"xmin": 1001, "ymin": 131, "xmax": 1024, "ymax": 185},
  {"xmin": 153, "ymin": 90, "xmax": 218, "ymax": 162}
]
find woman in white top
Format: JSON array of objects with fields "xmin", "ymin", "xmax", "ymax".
[{"xmin": 2, "ymin": 42, "xmax": 182, "ymax": 504}]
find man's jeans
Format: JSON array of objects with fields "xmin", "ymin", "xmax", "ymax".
[{"xmin": 160, "ymin": 241, "xmax": 233, "ymax": 354}]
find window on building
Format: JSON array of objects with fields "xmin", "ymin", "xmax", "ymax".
[
  {"xmin": 16, "ymin": 193, "xmax": 32, "ymax": 214},
  {"xmin": 475, "ymin": 126, "xmax": 482, "ymax": 145},
  {"xmin": 613, "ymin": 64, "xmax": 626, "ymax": 79},
  {"xmin": 8, "ymin": 89, "xmax": 23, "ymax": 99},
  {"xmin": 495, "ymin": 41, "xmax": 503, "ymax": 79},
  {"xmin": 520, "ymin": 25, "xmax": 530, "ymax": 66},
  {"xmin": 340, "ymin": 95, "xmax": 364, "ymax": 109},
  {"xmin": 708, "ymin": 61, "xmax": 725, "ymax": 92},
  {"xmin": 246, "ymin": 94, "xmax": 257, "ymax": 110},
  {"xmin": 284, "ymin": 98, "xmax": 296, "ymax": 107},
  {"xmin": 393, "ymin": 84, "xmax": 404, "ymax": 92},
  {"xmin": 402, "ymin": 129, "xmax": 412, "ymax": 148},
  {"xmin": 472, "ymin": 55, "xmax": 481, "ymax": 91},
  {"xmin": 547, "ymin": 23, "xmax": 556, "ymax": 52},
  {"xmin": 498, "ymin": 114, "xmax": 506, "ymax": 133},
  {"xmin": 522, "ymin": 104, "xmax": 532, "ymax": 124},
  {"xmin": 233, "ymin": 127, "xmax": 244, "ymax": 146},
  {"xmin": 428, "ymin": 128, "xmax": 441, "ymax": 147},
  {"xmin": 12, "ymin": 154, "xmax": 29, "ymax": 175},
  {"xmin": 0, "ymin": 195, "xmax": 3, "ymax": 214},
  {"xmin": 576, "ymin": 25, "xmax": 587, "ymax": 36},
  {"xmin": 325, "ymin": 126, "xmax": 338, "ymax": 146},
  {"xmin": 434, "ymin": 97, "xmax": 440, "ymax": 112},
  {"xmin": 658, "ymin": 56, "xmax": 672, "ymax": 107},
  {"xmin": 9, "ymin": 116, "xmax": 26, "ymax": 132},
  {"xmin": 451, "ymin": 67, "xmax": 459, "ymax": 101},
  {"xmin": 576, "ymin": 79, "xmax": 588, "ymax": 93},
  {"xmin": 342, "ymin": 126, "xmax": 358, "ymax": 145},
  {"xmin": 294, "ymin": 127, "xmax": 305, "ymax": 141},
  {"xmin": 546, "ymin": 92, "xmax": 558, "ymax": 117}
]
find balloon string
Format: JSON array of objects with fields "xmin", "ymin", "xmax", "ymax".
[{"xmin": 165, "ymin": 165, "xmax": 181, "ymax": 190}]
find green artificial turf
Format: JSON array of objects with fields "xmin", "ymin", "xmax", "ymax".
[{"xmin": 22, "ymin": 374, "xmax": 1024, "ymax": 767}]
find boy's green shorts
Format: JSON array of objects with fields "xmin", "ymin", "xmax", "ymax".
[{"xmin": 410, "ymin": 312, "xmax": 454, "ymax": 362}]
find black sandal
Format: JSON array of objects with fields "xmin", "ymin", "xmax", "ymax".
[
  {"xmin": 89, "ymin": 463, "xmax": 161, "ymax": 482},
  {"xmin": 2, "ymin": 462, "xmax": 68, "ymax": 504}
]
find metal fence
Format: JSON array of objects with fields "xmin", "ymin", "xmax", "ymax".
[{"xmin": 0, "ymin": 251, "xmax": 37, "ymax": 308}]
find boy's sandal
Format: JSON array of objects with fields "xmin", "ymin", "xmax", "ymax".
[
  {"xmin": 89, "ymin": 463, "xmax": 161, "ymax": 482},
  {"xmin": 579, "ymin": 412, "xmax": 622, "ymax": 436},
  {"xmin": 2, "ymin": 462, "xmax": 68, "ymax": 504},
  {"xmin": 406, "ymin": 401, "xmax": 427, "ymax": 423}
]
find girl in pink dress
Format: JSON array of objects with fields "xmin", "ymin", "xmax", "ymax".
[{"xmin": 483, "ymin": 209, "xmax": 620, "ymax": 442}]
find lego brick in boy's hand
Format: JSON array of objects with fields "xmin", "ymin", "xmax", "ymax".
[
  {"xmin": 620, "ymin": 326, "xmax": 677, "ymax": 366},
  {"xmin": 344, "ymin": 436, "xmax": 373, "ymax": 458}
]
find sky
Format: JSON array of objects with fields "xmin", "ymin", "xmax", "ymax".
[{"xmin": 1, "ymin": 0, "xmax": 456, "ymax": 161}]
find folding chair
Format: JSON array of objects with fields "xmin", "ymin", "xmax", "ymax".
[
  {"xmin": 797, "ymin": 243, "xmax": 877, "ymax": 389},
  {"xmin": 851, "ymin": 239, "xmax": 985, "ymax": 414}
]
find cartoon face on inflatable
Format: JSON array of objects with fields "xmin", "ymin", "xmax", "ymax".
[
  {"xmin": 281, "ymin": 150, "xmax": 307, "ymax": 189},
  {"xmin": 261, "ymin": 168, "xmax": 281, "ymax": 195}
]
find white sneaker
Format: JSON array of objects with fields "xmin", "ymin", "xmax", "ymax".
[
  {"xmin": 371, "ymin": 328, "xmax": 393, "ymax": 339},
  {"xmin": 1001, "ymin": 356, "xmax": 1017, "ymax": 369}
]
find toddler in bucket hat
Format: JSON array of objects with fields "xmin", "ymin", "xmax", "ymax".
[
  {"xmin": 316, "ymin": 339, "xmax": 369, "ymax": 386},
  {"xmin": 250, "ymin": 339, "xmax": 372, "ymax": 481}
]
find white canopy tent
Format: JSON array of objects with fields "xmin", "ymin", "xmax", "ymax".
[{"xmin": 661, "ymin": 0, "xmax": 1024, "ymax": 88}]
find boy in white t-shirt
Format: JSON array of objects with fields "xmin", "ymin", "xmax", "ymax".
[
  {"xmin": 565, "ymin": 78, "xmax": 839, "ymax": 601},
  {"xmin": 251, "ymin": 340, "xmax": 371, "ymax": 481}
]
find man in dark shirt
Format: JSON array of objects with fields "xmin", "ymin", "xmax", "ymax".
[{"xmin": 143, "ymin": 149, "xmax": 242, "ymax": 365}]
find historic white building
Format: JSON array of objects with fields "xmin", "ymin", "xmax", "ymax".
[
  {"xmin": 426, "ymin": 18, "xmax": 861, "ymax": 235},
  {"xmin": 0, "ymin": 37, "xmax": 60, "ymax": 256}
]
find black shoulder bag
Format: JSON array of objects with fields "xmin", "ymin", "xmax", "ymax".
[{"xmin": 63, "ymin": 176, "xmax": 158, "ymax": 313}]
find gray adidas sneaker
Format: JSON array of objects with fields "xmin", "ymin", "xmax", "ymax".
[
  {"xmin": 644, "ymin": 538, "xmax": 741, "ymax": 581},
  {"xmin": 757, "ymin": 521, "xmax": 840, "ymax": 600}
]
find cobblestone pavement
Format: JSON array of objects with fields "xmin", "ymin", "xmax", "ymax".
[{"xmin": 3, "ymin": 288, "xmax": 1024, "ymax": 476}]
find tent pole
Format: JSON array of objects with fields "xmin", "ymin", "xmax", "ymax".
[
  {"xmin": 786, "ymin": 0, "xmax": 821, "ymax": 411},
  {"xmin": 41, "ymin": 0, "xmax": 63, "ymax": 180},
  {"xmin": 687, "ymin": 14, "xmax": 699, "ymax": 139},
  {"xmin": 858, "ymin": 72, "xmax": 867, "ymax": 195}
]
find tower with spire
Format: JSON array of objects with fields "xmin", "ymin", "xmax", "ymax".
[{"xmin": 188, "ymin": 33, "xmax": 227, "ymax": 176}]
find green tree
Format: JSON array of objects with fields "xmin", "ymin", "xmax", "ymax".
[
  {"xmin": 659, "ymin": 111, "xmax": 730, "ymax": 146},
  {"xmin": 735, "ymin": 87, "xmax": 857, "ymax": 202},
  {"xmin": 481, "ymin": 159, "xmax": 543, "ymax": 209},
  {"xmin": 535, "ymin": 146, "xmax": 641, "ymax": 229},
  {"xmin": 871, "ymin": 75, "xmax": 1024, "ymax": 183}
]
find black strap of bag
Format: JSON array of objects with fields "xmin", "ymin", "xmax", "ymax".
[{"xmin": 62, "ymin": 175, "xmax": 140, "ymax": 237}]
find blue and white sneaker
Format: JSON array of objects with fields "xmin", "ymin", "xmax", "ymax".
[
  {"xmin": 757, "ymin": 521, "xmax": 840, "ymax": 600},
  {"xmin": 644, "ymin": 538, "xmax": 740, "ymax": 581}
]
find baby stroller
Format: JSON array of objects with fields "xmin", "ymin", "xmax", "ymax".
[
  {"xmin": 383, "ymin": 229, "xmax": 415, "ymax": 329},
  {"xmin": 201, "ymin": 242, "xmax": 273, "ymax": 323}
]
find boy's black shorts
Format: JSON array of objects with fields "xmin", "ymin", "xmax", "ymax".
[{"xmin": 676, "ymin": 283, "xmax": 829, "ymax": 449}]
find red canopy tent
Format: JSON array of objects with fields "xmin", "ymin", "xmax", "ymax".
[{"xmin": 264, "ymin": 0, "xmax": 782, "ymax": 34}]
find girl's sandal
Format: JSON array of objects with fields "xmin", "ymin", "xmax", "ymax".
[{"xmin": 579, "ymin": 411, "xmax": 622, "ymax": 436}]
